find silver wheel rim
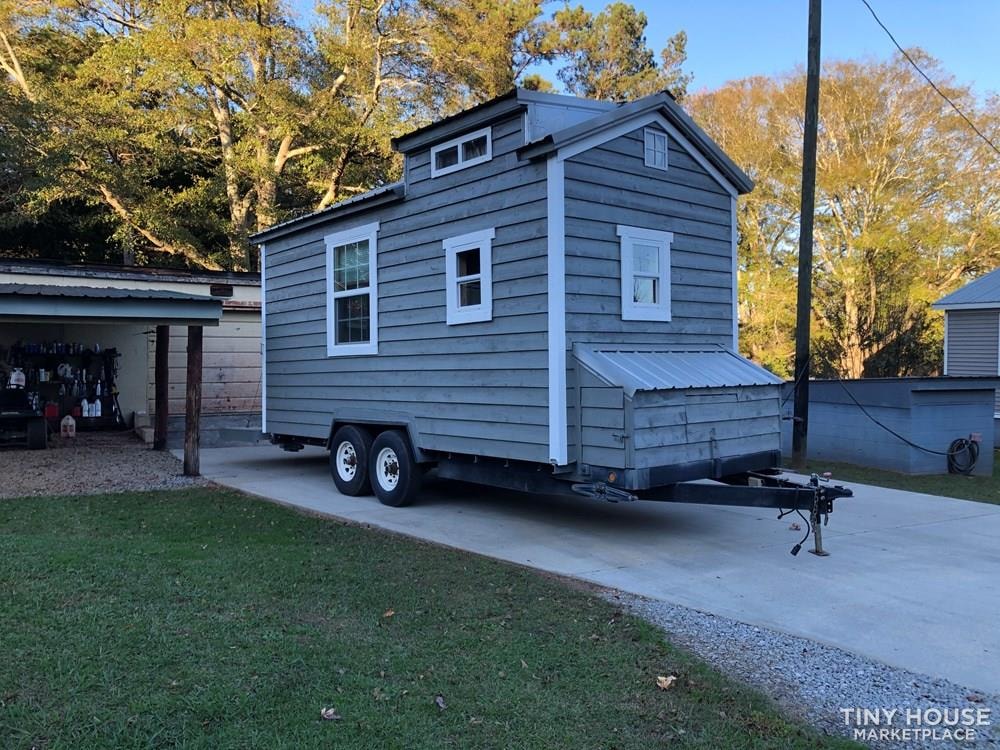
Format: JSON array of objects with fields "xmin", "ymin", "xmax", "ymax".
[
  {"xmin": 336, "ymin": 441, "xmax": 358, "ymax": 481},
  {"xmin": 375, "ymin": 446, "xmax": 400, "ymax": 491}
]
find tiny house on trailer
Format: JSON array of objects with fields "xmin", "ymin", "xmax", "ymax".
[{"xmin": 253, "ymin": 89, "xmax": 850, "ymax": 553}]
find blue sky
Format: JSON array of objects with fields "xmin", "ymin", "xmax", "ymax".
[{"xmin": 289, "ymin": 1, "xmax": 1000, "ymax": 98}]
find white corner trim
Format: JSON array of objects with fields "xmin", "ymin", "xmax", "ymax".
[
  {"xmin": 557, "ymin": 111, "xmax": 738, "ymax": 198},
  {"xmin": 731, "ymin": 195, "xmax": 739, "ymax": 351},
  {"xmin": 942, "ymin": 312, "xmax": 949, "ymax": 375},
  {"xmin": 325, "ymin": 220, "xmax": 380, "ymax": 357},
  {"xmin": 430, "ymin": 126, "xmax": 493, "ymax": 178},
  {"xmin": 259, "ymin": 242, "xmax": 267, "ymax": 434},
  {"xmin": 443, "ymin": 227, "xmax": 495, "ymax": 325},
  {"xmin": 547, "ymin": 157, "xmax": 568, "ymax": 466},
  {"xmin": 616, "ymin": 224, "xmax": 672, "ymax": 322}
]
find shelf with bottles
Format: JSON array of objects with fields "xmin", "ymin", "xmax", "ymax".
[{"xmin": 4, "ymin": 339, "xmax": 122, "ymax": 430}]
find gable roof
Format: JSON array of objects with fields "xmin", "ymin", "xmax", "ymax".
[
  {"xmin": 517, "ymin": 90, "xmax": 754, "ymax": 195},
  {"xmin": 933, "ymin": 268, "xmax": 1000, "ymax": 310}
]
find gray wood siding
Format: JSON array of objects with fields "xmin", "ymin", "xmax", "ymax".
[
  {"xmin": 265, "ymin": 112, "xmax": 552, "ymax": 461},
  {"xmin": 576, "ymin": 367, "xmax": 627, "ymax": 467},
  {"xmin": 946, "ymin": 310, "xmax": 1000, "ymax": 412},
  {"xmin": 563, "ymin": 126, "xmax": 734, "ymax": 347},
  {"xmin": 631, "ymin": 386, "xmax": 781, "ymax": 469}
]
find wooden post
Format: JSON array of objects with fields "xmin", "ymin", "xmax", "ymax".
[
  {"xmin": 153, "ymin": 325, "xmax": 169, "ymax": 450},
  {"xmin": 792, "ymin": 0, "xmax": 822, "ymax": 469},
  {"xmin": 184, "ymin": 325, "xmax": 203, "ymax": 476}
]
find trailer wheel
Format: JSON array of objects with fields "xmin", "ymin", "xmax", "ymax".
[
  {"xmin": 369, "ymin": 430, "xmax": 422, "ymax": 507},
  {"xmin": 330, "ymin": 425, "xmax": 374, "ymax": 496},
  {"xmin": 26, "ymin": 419, "xmax": 46, "ymax": 450}
]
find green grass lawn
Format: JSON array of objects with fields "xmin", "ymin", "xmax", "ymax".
[
  {"xmin": 807, "ymin": 455, "xmax": 1000, "ymax": 505},
  {"xmin": 0, "ymin": 488, "xmax": 860, "ymax": 750}
]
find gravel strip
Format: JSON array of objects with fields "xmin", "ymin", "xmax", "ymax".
[
  {"xmin": 611, "ymin": 592, "xmax": 998, "ymax": 749},
  {"xmin": 0, "ymin": 432, "xmax": 208, "ymax": 498}
]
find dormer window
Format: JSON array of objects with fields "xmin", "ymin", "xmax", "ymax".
[{"xmin": 430, "ymin": 127, "xmax": 492, "ymax": 178}]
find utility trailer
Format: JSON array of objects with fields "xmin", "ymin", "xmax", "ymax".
[{"xmin": 253, "ymin": 88, "xmax": 851, "ymax": 555}]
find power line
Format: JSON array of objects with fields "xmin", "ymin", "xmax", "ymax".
[{"xmin": 859, "ymin": 0, "xmax": 1000, "ymax": 159}]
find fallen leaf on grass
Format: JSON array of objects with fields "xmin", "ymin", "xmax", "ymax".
[
  {"xmin": 435, "ymin": 694, "xmax": 447, "ymax": 711},
  {"xmin": 320, "ymin": 707, "xmax": 341, "ymax": 721},
  {"xmin": 656, "ymin": 675, "xmax": 677, "ymax": 691},
  {"xmin": 383, "ymin": 609, "xmax": 395, "ymax": 618},
  {"xmin": 520, "ymin": 659, "xmax": 529, "ymax": 669}
]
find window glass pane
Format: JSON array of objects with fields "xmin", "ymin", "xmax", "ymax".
[
  {"xmin": 456, "ymin": 248, "xmax": 480, "ymax": 277},
  {"xmin": 633, "ymin": 243, "xmax": 659, "ymax": 274},
  {"xmin": 633, "ymin": 277, "xmax": 657, "ymax": 304},
  {"xmin": 459, "ymin": 280, "xmax": 481, "ymax": 307},
  {"xmin": 334, "ymin": 240, "xmax": 369, "ymax": 291},
  {"xmin": 462, "ymin": 135, "xmax": 488, "ymax": 160},
  {"xmin": 435, "ymin": 145, "xmax": 459, "ymax": 170},
  {"xmin": 336, "ymin": 294, "xmax": 371, "ymax": 344}
]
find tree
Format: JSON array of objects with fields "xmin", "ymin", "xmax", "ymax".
[
  {"xmin": 544, "ymin": 2, "xmax": 691, "ymax": 101},
  {"xmin": 690, "ymin": 54, "xmax": 1000, "ymax": 378}
]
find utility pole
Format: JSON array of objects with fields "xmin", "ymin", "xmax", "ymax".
[{"xmin": 792, "ymin": 0, "xmax": 822, "ymax": 468}]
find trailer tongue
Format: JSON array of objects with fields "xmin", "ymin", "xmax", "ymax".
[{"xmin": 575, "ymin": 471, "xmax": 853, "ymax": 557}]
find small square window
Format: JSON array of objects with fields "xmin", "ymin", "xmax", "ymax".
[
  {"xmin": 456, "ymin": 248, "xmax": 480, "ymax": 277},
  {"xmin": 644, "ymin": 128, "xmax": 668, "ymax": 170},
  {"xmin": 443, "ymin": 228, "xmax": 495, "ymax": 325},
  {"xmin": 435, "ymin": 145, "xmax": 459, "ymax": 171},
  {"xmin": 618, "ymin": 225, "xmax": 672, "ymax": 322},
  {"xmin": 459, "ymin": 280, "xmax": 481, "ymax": 307},
  {"xmin": 462, "ymin": 136, "xmax": 488, "ymax": 160}
]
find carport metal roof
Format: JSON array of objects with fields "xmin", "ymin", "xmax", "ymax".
[{"xmin": 0, "ymin": 283, "xmax": 223, "ymax": 325}]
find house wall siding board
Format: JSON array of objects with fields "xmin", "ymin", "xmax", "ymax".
[
  {"xmin": 561, "ymin": 125, "xmax": 736, "ymax": 443},
  {"xmin": 945, "ymin": 310, "xmax": 1000, "ymax": 412},
  {"xmin": 264, "ymin": 115, "xmax": 551, "ymax": 459}
]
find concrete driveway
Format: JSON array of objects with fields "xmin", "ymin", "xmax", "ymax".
[{"xmin": 192, "ymin": 444, "xmax": 1000, "ymax": 694}]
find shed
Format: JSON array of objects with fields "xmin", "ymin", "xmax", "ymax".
[
  {"xmin": 0, "ymin": 282, "xmax": 223, "ymax": 472},
  {"xmin": 933, "ymin": 270, "xmax": 1000, "ymax": 422},
  {"xmin": 0, "ymin": 259, "xmax": 262, "ymax": 447}
]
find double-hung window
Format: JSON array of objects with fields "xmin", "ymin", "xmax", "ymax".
[
  {"xmin": 644, "ymin": 127, "xmax": 668, "ymax": 170},
  {"xmin": 443, "ymin": 228, "xmax": 494, "ymax": 325},
  {"xmin": 326, "ymin": 221, "xmax": 379, "ymax": 356},
  {"xmin": 430, "ymin": 127, "xmax": 493, "ymax": 178},
  {"xmin": 617, "ymin": 225, "xmax": 672, "ymax": 322}
]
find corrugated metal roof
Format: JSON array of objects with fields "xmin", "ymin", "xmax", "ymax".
[
  {"xmin": 933, "ymin": 268, "xmax": 1000, "ymax": 309},
  {"xmin": 0, "ymin": 283, "xmax": 217, "ymax": 302},
  {"xmin": 249, "ymin": 182, "xmax": 405, "ymax": 244},
  {"xmin": 575, "ymin": 344, "xmax": 782, "ymax": 397}
]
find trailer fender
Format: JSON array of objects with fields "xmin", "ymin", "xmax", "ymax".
[{"xmin": 326, "ymin": 409, "xmax": 429, "ymax": 463}]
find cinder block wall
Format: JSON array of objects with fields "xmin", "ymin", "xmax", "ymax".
[{"xmin": 780, "ymin": 379, "xmax": 996, "ymax": 476}]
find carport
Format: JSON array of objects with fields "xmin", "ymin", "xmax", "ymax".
[{"xmin": 0, "ymin": 283, "xmax": 223, "ymax": 474}]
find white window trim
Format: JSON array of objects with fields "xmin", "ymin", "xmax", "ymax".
[
  {"xmin": 643, "ymin": 127, "xmax": 668, "ymax": 171},
  {"xmin": 326, "ymin": 221, "xmax": 379, "ymax": 357},
  {"xmin": 617, "ymin": 225, "xmax": 673, "ymax": 322},
  {"xmin": 430, "ymin": 127, "xmax": 493, "ymax": 178},
  {"xmin": 444, "ymin": 227, "xmax": 495, "ymax": 325}
]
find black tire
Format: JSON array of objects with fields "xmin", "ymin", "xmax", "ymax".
[
  {"xmin": 369, "ymin": 430, "xmax": 422, "ymax": 507},
  {"xmin": 26, "ymin": 419, "xmax": 46, "ymax": 450},
  {"xmin": 329, "ymin": 425, "xmax": 374, "ymax": 496}
]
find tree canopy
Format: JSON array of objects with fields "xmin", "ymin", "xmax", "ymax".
[{"xmin": 2, "ymin": 2, "xmax": 998, "ymax": 378}]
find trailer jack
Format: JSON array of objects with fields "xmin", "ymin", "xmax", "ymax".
[{"xmin": 570, "ymin": 482, "xmax": 638, "ymax": 503}]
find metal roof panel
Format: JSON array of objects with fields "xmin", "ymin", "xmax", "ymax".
[{"xmin": 574, "ymin": 344, "xmax": 782, "ymax": 397}]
